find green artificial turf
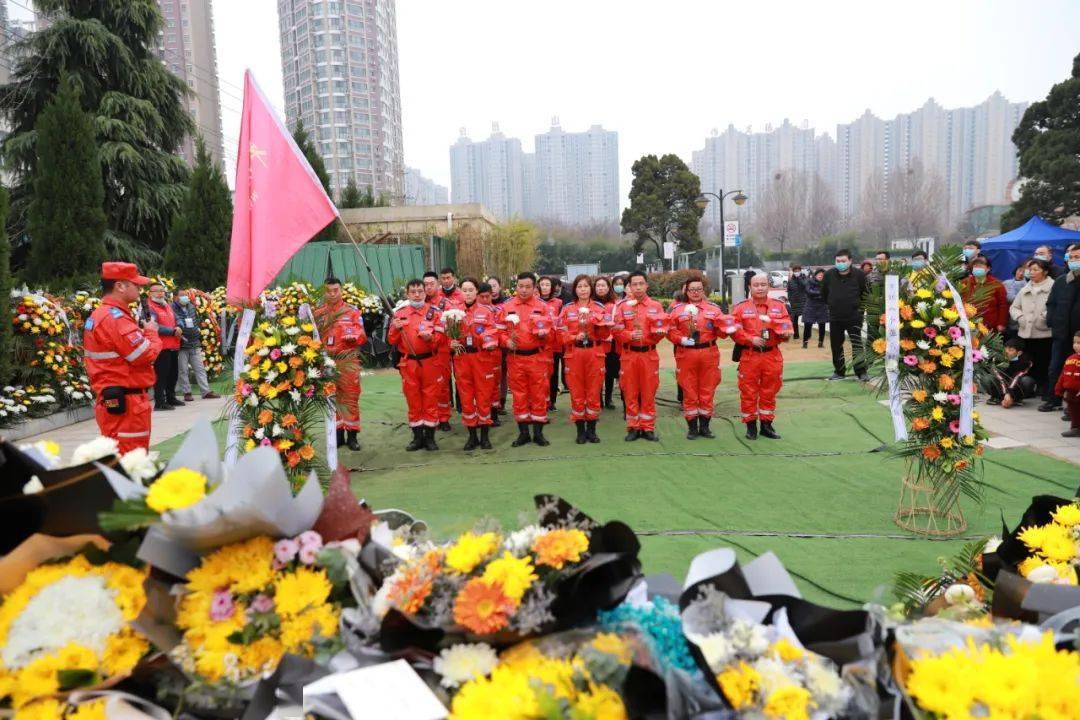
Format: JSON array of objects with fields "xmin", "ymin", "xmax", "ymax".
[{"xmin": 155, "ymin": 359, "xmax": 1079, "ymax": 609}]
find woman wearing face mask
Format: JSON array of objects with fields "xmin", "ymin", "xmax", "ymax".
[
  {"xmin": 593, "ymin": 276, "xmax": 621, "ymax": 409},
  {"xmin": 961, "ymin": 256, "xmax": 1009, "ymax": 334},
  {"xmin": 557, "ymin": 275, "xmax": 609, "ymax": 443},
  {"xmin": 172, "ymin": 290, "xmax": 219, "ymax": 401},
  {"xmin": 801, "ymin": 268, "xmax": 829, "ymax": 349},
  {"xmin": 538, "ymin": 276, "xmax": 565, "ymax": 411},
  {"xmin": 1010, "ymin": 259, "xmax": 1055, "ymax": 401},
  {"xmin": 451, "ymin": 278, "xmax": 500, "ymax": 451}
]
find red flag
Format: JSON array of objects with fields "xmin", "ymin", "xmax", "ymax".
[{"xmin": 226, "ymin": 71, "xmax": 338, "ymax": 304}]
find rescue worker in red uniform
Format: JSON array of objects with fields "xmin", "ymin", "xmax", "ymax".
[
  {"xmin": 538, "ymin": 276, "xmax": 565, "ymax": 411},
  {"xmin": 613, "ymin": 271, "xmax": 668, "ymax": 442},
  {"xmin": 83, "ymin": 263, "xmax": 163, "ymax": 453},
  {"xmin": 498, "ymin": 272, "xmax": 555, "ymax": 447},
  {"xmin": 593, "ymin": 276, "xmax": 621, "ymax": 410},
  {"xmin": 668, "ymin": 273, "xmax": 735, "ymax": 440},
  {"xmin": 424, "ymin": 271, "xmax": 460, "ymax": 431},
  {"xmin": 315, "ymin": 277, "xmax": 368, "ymax": 451},
  {"xmin": 438, "ymin": 267, "xmax": 467, "ymax": 306},
  {"xmin": 389, "ymin": 279, "xmax": 446, "ymax": 452},
  {"xmin": 731, "ymin": 273, "xmax": 793, "ymax": 440},
  {"xmin": 451, "ymin": 279, "xmax": 501, "ymax": 451},
  {"xmin": 557, "ymin": 275, "xmax": 609, "ymax": 444}
]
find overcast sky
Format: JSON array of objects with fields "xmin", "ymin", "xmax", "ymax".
[{"xmin": 206, "ymin": 1, "xmax": 1076, "ymax": 197}]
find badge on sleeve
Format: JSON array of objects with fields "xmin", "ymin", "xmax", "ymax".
[
  {"xmin": 109, "ymin": 308, "xmax": 125, "ymax": 319},
  {"xmin": 84, "ymin": 318, "xmax": 94, "ymax": 330}
]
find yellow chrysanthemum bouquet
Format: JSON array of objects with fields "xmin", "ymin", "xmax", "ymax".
[
  {"xmin": 0, "ymin": 552, "xmax": 150, "ymax": 711},
  {"xmin": 232, "ymin": 314, "xmax": 338, "ymax": 489},
  {"xmin": 366, "ymin": 496, "xmax": 640, "ymax": 649}
]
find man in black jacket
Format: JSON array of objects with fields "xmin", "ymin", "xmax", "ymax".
[
  {"xmin": 821, "ymin": 249, "xmax": 869, "ymax": 382},
  {"xmin": 1042, "ymin": 242, "xmax": 1080, "ymax": 414},
  {"xmin": 786, "ymin": 266, "xmax": 807, "ymax": 340}
]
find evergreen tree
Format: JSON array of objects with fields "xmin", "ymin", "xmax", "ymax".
[
  {"xmin": 0, "ymin": 0, "xmax": 193, "ymax": 255},
  {"xmin": 1001, "ymin": 53, "xmax": 1080, "ymax": 231},
  {"xmin": 362, "ymin": 185, "xmax": 376, "ymax": 207},
  {"xmin": 26, "ymin": 78, "xmax": 107, "ymax": 287},
  {"xmin": 164, "ymin": 137, "xmax": 232, "ymax": 288},
  {"xmin": 621, "ymin": 154, "xmax": 704, "ymax": 256},
  {"xmin": 0, "ymin": 187, "xmax": 12, "ymax": 384},
  {"xmin": 293, "ymin": 120, "xmax": 337, "ymax": 243},
  {"xmin": 339, "ymin": 176, "xmax": 362, "ymax": 208}
]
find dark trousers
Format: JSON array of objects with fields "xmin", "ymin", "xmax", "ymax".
[
  {"xmin": 604, "ymin": 351, "xmax": 620, "ymax": 405},
  {"xmin": 1066, "ymin": 392, "xmax": 1080, "ymax": 429},
  {"xmin": 829, "ymin": 317, "xmax": 865, "ymax": 377},
  {"xmin": 153, "ymin": 349, "xmax": 179, "ymax": 405},
  {"xmin": 990, "ymin": 374, "xmax": 1036, "ymax": 401},
  {"xmin": 1046, "ymin": 337, "xmax": 1071, "ymax": 405},
  {"xmin": 549, "ymin": 352, "xmax": 564, "ymax": 406},
  {"xmin": 790, "ymin": 308, "xmax": 803, "ymax": 338},
  {"xmin": 1022, "ymin": 337, "xmax": 1053, "ymax": 398},
  {"xmin": 803, "ymin": 322, "xmax": 826, "ymax": 344}
]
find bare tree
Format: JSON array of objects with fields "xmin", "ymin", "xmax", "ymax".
[
  {"xmin": 859, "ymin": 171, "xmax": 892, "ymax": 243},
  {"xmin": 755, "ymin": 172, "xmax": 807, "ymax": 264},
  {"xmin": 808, "ymin": 174, "xmax": 841, "ymax": 239},
  {"xmin": 859, "ymin": 160, "xmax": 947, "ymax": 244}
]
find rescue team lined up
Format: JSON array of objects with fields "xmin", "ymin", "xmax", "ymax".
[{"xmin": 82, "ymin": 263, "xmax": 793, "ymax": 457}]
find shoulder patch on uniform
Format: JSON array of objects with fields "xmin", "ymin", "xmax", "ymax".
[
  {"xmin": 109, "ymin": 307, "xmax": 124, "ymax": 318},
  {"xmin": 84, "ymin": 318, "xmax": 94, "ymax": 330}
]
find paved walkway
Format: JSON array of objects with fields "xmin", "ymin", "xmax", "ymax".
[
  {"xmin": 17, "ymin": 396, "xmax": 229, "ymax": 451},
  {"xmin": 978, "ymin": 399, "xmax": 1080, "ymax": 466}
]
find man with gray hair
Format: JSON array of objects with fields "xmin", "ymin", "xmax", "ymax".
[{"xmin": 729, "ymin": 273, "xmax": 793, "ymax": 439}]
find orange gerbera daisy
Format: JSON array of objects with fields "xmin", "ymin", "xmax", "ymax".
[
  {"xmin": 900, "ymin": 305, "xmax": 914, "ymax": 321},
  {"xmin": 918, "ymin": 361, "xmax": 937, "ymax": 374},
  {"xmin": 286, "ymin": 451, "xmax": 301, "ymax": 468},
  {"xmin": 911, "ymin": 417, "xmax": 931, "ymax": 431},
  {"xmin": 298, "ymin": 444, "xmax": 316, "ymax": 461},
  {"xmin": 452, "ymin": 579, "xmax": 515, "ymax": 634},
  {"xmin": 323, "ymin": 382, "xmax": 337, "ymax": 397},
  {"xmin": 293, "ymin": 371, "xmax": 306, "ymax": 387},
  {"xmin": 922, "ymin": 445, "xmax": 941, "ymax": 461},
  {"xmin": 532, "ymin": 528, "xmax": 589, "ymax": 569},
  {"xmin": 387, "ymin": 565, "xmax": 435, "ymax": 615},
  {"xmin": 937, "ymin": 374, "xmax": 955, "ymax": 390},
  {"xmin": 297, "ymin": 336, "xmax": 311, "ymax": 346},
  {"xmin": 954, "ymin": 459, "xmax": 969, "ymax": 471},
  {"xmin": 912, "ymin": 389, "xmax": 927, "ymax": 402},
  {"xmin": 281, "ymin": 413, "xmax": 299, "ymax": 427},
  {"xmin": 258, "ymin": 409, "xmax": 274, "ymax": 425},
  {"xmin": 289, "ymin": 356, "xmax": 304, "ymax": 368},
  {"xmin": 900, "ymin": 339, "xmax": 916, "ymax": 351},
  {"xmin": 243, "ymin": 425, "xmax": 255, "ymax": 438}
]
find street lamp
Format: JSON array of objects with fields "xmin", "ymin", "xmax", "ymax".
[{"xmin": 695, "ymin": 190, "xmax": 747, "ymax": 306}]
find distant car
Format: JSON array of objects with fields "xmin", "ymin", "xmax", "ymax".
[{"xmin": 768, "ymin": 271, "xmax": 787, "ymax": 288}]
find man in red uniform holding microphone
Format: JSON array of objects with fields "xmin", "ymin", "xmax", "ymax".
[
  {"xmin": 731, "ymin": 273, "xmax": 793, "ymax": 440},
  {"xmin": 613, "ymin": 271, "xmax": 668, "ymax": 442},
  {"xmin": 389, "ymin": 279, "xmax": 446, "ymax": 452},
  {"xmin": 315, "ymin": 277, "xmax": 367, "ymax": 451},
  {"xmin": 668, "ymin": 273, "xmax": 735, "ymax": 440},
  {"xmin": 83, "ymin": 263, "xmax": 163, "ymax": 453},
  {"xmin": 498, "ymin": 272, "xmax": 555, "ymax": 447}
]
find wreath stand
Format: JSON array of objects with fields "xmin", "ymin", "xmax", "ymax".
[{"xmin": 894, "ymin": 463, "xmax": 967, "ymax": 537}]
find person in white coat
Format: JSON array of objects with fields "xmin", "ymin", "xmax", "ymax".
[{"xmin": 1010, "ymin": 258, "xmax": 1055, "ymax": 396}]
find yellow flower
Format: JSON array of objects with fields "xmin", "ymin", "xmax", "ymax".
[
  {"xmin": 301, "ymin": 322, "xmax": 315, "ymax": 332},
  {"xmin": 912, "ymin": 389, "xmax": 927, "ymax": 402},
  {"xmin": 248, "ymin": 368, "xmax": 261, "ymax": 381},
  {"xmin": 940, "ymin": 437, "xmax": 954, "ymax": 449},
  {"xmin": 934, "ymin": 334, "xmax": 950, "ymax": 346},
  {"xmin": 931, "ymin": 406, "xmax": 944, "ymax": 422},
  {"xmin": 588, "ymin": 633, "xmax": 633, "ymax": 665},
  {"xmin": 941, "ymin": 289, "xmax": 953, "ymax": 299},
  {"xmin": 574, "ymin": 684, "xmax": 628, "ymax": 720},
  {"xmin": 762, "ymin": 686, "xmax": 811, "ymax": 720},
  {"xmin": 716, "ymin": 661, "xmax": 759, "ymax": 710},
  {"xmin": 274, "ymin": 567, "xmax": 333, "ymax": 618},
  {"xmin": 281, "ymin": 316, "xmax": 297, "ymax": 326},
  {"xmin": 532, "ymin": 529, "xmax": 589, "ymax": 570},
  {"xmin": 942, "ymin": 308, "xmax": 959, "ymax": 321},
  {"xmin": 480, "ymin": 552, "xmax": 537, "ymax": 603},
  {"xmin": 102, "ymin": 632, "xmax": 149, "ymax": 676},
  {"xmin": 768, "ymin": 639, "xmax": 804, "ymax": 662},
  {"xmin": 146, "ymin": 468, "xmax": 208, "ymax": 513},
  {"xmin": 872, "ymin": 338, "xmax": 887, "ymax": 354},
  {"xmin": 1051, "ymin": 503, "xmax": 1080, "ymax": 527},
  {"xmin": 445, "ymin": 532, "xmax": 500, "ymax": 574},
  {"xmin": 910, "ymin": 320, "xmax": 926, "ymax": 329},
  {"xmin": 916, "ymin": 289, "xmax": 933, "ymax": 299},
  {"xmin": 949, "ymin": 345, "xmax": 964, "ymax": 359}
]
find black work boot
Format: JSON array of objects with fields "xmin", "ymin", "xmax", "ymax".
[
  {"xmin": 686, "ymin": 417, "xmax": 699, "ymax": 440},
  {"xmin": 438, "ymin": 421, "xmax": 452, "ymax": 432},
  {"xmin": 745, "ymin": 420, "xmax": 758, "ymax": 440},
  {"xmin": 463, "ymin": 427, "xmax": 480, "ymax": 451},
  {"xmin": 640, "ymin": 430, "xmax": 659, "ymax": 442},
  {"xmin": 336, "ymin": 428, "xmax": 346, "ymax": 446},
  {"xmin": 624, "ymin": 429, "xmax": 640, "ymax": 442},
  {"xmin": 479, "ymin": 425, "xmax": 493, "ymax": 450},
  {"xmin": 759, "ymin": 421, "xmax": 781, "ymax": 440},
  {"xmin": 532, "ymin": 422, "xmax": 550, "ymax": 447},
  {"xmin": 423, "ymin": 426, "xmax": 439, "ymax": 451},
  {"xmin": 585, "ymin": 420, "xmax": 600, "ymax": 443},
  {"xmin": 699, "ymin": 417, "xmax": 715, "ymax": 439},
  {"xmin": 491, "ymin": 408, "xmax": 501, "ymax": 427},
  {"xmin": 405, "ymin": 427, "xmax": 424, "ymax": 452},
  {"xmin": 511, "ymin": 422, "xmax": 532, "ymax": 447},
  {"xmin": 575, "ymin": 421, "xmax": 587, "ymax": 445},
  {"xmin": 346, "ymin": 430, "xmax": 361, "ymax": 451}
]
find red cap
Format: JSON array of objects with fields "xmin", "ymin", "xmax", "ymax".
[{"xmin": 101, "ymin": 262, "xmax": 151, "ymax": 285}]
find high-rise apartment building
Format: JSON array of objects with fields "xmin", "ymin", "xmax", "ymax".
[
  {"xmin": 278, "ymin": 0, "xmax": 404, "ymax": 200},
  {"xmin": 404, "ymin": 167, "xmax": 447, "ymax": 205},
  {"xmin": 449, "ymin": 125, "xmax": 525, "ymax": 219},
  {"xmin": 531, "ymin": 120, "xmax": 619, "ymax": 226},
  {"xmin": 155, "ymin": 0, "xmax": 225, "ymax": 166}
]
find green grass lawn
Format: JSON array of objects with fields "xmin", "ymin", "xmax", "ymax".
[{"xmin": 156, "ymin": 359, "xmax": 1078, "ymax": 608}]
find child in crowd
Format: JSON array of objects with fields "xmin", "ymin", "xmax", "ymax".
[
  {"xmin": 989, "ymin": 338, "xmax": 1036, "ymax": 408},
  {"xmin": 1054, "ymin": 331, "xmax": 1080, "ymax": 438}
]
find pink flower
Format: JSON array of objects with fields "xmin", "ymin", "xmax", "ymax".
[
  {"xmin": 240, "ymin": 383, "xmax": 253, "ymax": 397},
  {"xmin": 948, "ymin": 326, "xmax": 963, "ymax": 340},
  {"xmin": 903, "ymin": 355, "xmax": 918, "ymax": 366},
  {"xmin": 210, "ymin": 590, "xmax": 235, "ymax": 621},
  {"xmin": 270, "ymin": 348, "xmax": 282, "ymax": 360},
  {"xmin": 924, "ymin": 327, "xmax": 938, "ymax": 338},
  {"xmin": 972, "ymin": 350, "xmax": 984, "ymax": 362},
  {"xmin": 304, "ymin": 388, "xmax": 315, "ymax": 398},
  {"xmin": 297, "ymin": 530, "xmax": 323, "ymax": 550},
  {"xmin": 250, "ymin": 593, "xmax": 274, "ymax": 614},
  {"xmin": 949, "ymin": 420, "xmax": 960, "ymax": 434},
  {"xmin": 947, "ymin": 394, "xmax": 961, "ymax": 405},
  {"xmin": 273, "ymin": 538, "xmax": 299, "ymax": 565},
  {"xmin": 260, "ymin": 437, "xmax": 273, "ymax": 447},
  {"xmin": 298, "ymin": 544, "xmax": 320, "ymax": 565}
]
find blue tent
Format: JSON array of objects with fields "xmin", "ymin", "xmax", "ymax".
[{"xmin": 980, "ymin": 216, "xmax": 1080, "ymax": 280}]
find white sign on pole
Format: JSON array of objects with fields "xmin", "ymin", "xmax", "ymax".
[
  {"xmin": 635, "ymin": 252, "xmax": 645, "ymax": 264},
  {"xmin": 663, "ymin": 241, "xmax": 676, "ymax": 260},
  {"xmin": 723, "ymin": 221, "xmax": 740, "ymax": 242},
  {"xmin": 724, "ymin": 233, "xmax": 742, "ymax": 248}
]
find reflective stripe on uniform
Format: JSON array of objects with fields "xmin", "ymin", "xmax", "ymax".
[
  {"xmin": 125, "ymin": 339, "xmax": 151, "ymax": 362},
  {"xmin": 116, "ymin": 430, "xmax": 150, "ymax": 438},
  {"xmin": 85, "ymin": 349, "xmax": 120, "ymax": 360}
]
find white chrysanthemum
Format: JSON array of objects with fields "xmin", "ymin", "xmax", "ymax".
[
  {"xmin": 932, "ymin": 392, "xmax": 948, "ymax": 403},
  {"xmin": 309, "ymin": 368, "xmax": 322, "ymax": 379},
  {"xmin": 324, "ymin": 357, "xmax": 336, "ymax": 368},
  {"xmin": 370, "ymin": 568, "xmax": 402, "ymax": 619},
  {"xmin": 257, "ymin": 347, "xmax": 271, "ymax": 357},
  {"xmin": 266, "ymin": 370, "xmax": 280, "ymax": 383},
  {"xmin": 916, "ymin": 340, "xmax": 931, "ymax": 350},
  {"xmin": 254, "ymin": 427, "xmax": 266, "ymax": 440},
  {"xmin": 119, "ymin": 447, "xmax": 161, "ymax": 484},
  {"xmin": 247, "ymin": 394, "xmax": 260, "ymax": 407},
  {"xmin": 983, "ymin": 536, "xmax": 1002, "ymax": 554},
  {"xmin": 914, "ymin": 302, "xmax": 929, "ymax": 314},
  {"xmin": 70, "ymin": 436, "xmax": 120, "ymax": 466},
  {"xmin": 944, "ymin": 583, "xmax": 977, "ymax": 606},
  {"xmin": 2, "ymin": 574, "xmax": 124, "ymax": 669},
  {"xmin": 289, "ymin": 390, "xmax": 302, "ymax": 402},
  {"xmin": 750, "ymin": 656, "xmax": 796, "ymax": 698},
  {"xmin": 688, "ymin": 631, "xmax": 735, "ymax": 671},
  {"xmin": 1026, "ymin": 564, "xmax": 1061, "ymax": 584},
  {"xmin": 805, "ymin": 658, "xmax": 847, "ymax": 708},
  {"xmin": 433, "ymin": 643, "xmax": 499, "ymax": 688},
  {"xmin": 272, "ymin": 424, "xmax": 284, "ymax": 437},
  {"xmin": 281, "ymin": 343, "xmax": 297, "ymax": 355},
  {"xmin": 504, "ymin": 525, "xmax": 547, "ymax": 556},
  {"xmin": 285, "ymin": 326, "xmax": 302, "ymax": 336}
]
